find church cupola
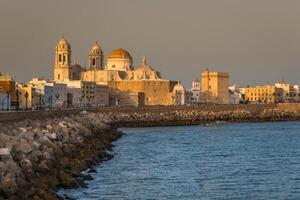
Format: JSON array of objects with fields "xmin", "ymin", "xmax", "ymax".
[{"xmin": 89, "ymin": 41, "xmax": 103, "ymax": 70}]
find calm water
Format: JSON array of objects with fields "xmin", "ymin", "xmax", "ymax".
[{"xmin": 59, "ymin": 121, "xmax": 300, "ymax": 199}]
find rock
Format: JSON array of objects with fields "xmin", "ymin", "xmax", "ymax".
[
  {"xmin": 0, "ymin": 174, "xmax": 19, "ymax": 196},
  {"xmin": 46, "ymin": 133, "xmax": 57, "ymax": 140},
  {"xmin": 0, "ymin": 148, "xmax": 11, "ymax": 161},
  {"xmin": 57, "ymin": 171, "xmax": 77, "ymax": 188},
  {"xmin": 46, "ymin": 125, "xmax": 53, "ymax": 132},
  {"xmin": 20, "ymin": 158, "xmax": 32, "ymax": 172},
  {"xmin": 11, "ymin": 139, "xmax": 33, "ymax": 161}
]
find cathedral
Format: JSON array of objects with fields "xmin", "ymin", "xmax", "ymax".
[{"xmin": 53, "ymin": 37, "xmax": 185, "ymax": 106}]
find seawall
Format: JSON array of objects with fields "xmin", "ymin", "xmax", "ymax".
[{"xmin": 0, "ymin": 104, "xmax": 300, "ymax": 199}]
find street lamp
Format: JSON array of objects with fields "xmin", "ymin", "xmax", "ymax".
[
  {"xmin": 24, "ymin": 91, "xmax": 29, "ymax": 111},
  {"xmin": 6, "ymin": 92, "xmax": 9, "ymax": 111},
  {"xmin": 16, "ymin": 89, "xmax": 19, "ymax": 111}
]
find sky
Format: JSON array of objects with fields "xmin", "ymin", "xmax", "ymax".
[{"xmin": 0, "ymin": 0, "xmax": 300, "ymax": 87}]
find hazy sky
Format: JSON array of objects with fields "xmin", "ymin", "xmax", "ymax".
[{"xmin": 0, "ymin": 0, "xmax": 300, "ymax": 87}]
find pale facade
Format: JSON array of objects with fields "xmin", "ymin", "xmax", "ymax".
[
  {"xmin": 54, "ymin": 37, "xmax": 72, "ymax": 82},
  {"xmin": 201, "ymin": 69, "xmax": 229, "ymax": 104},
  {"xmin": 294, "ymin": 85, "xmax": 300, "ymax": 102},
  {"xmin": 17, "ymin": 84, "xmax": 37, "ymax": 110},
  {"xmin": 190, "ymin": 78, "xmax": 201, "ymax": 105},
  {"xmin": 172, "ymin": 82, "xmax": 186, "ymax": 106},
  {"xmin": 67, "ymin": 88, "xmax": 81, "ymax": 107},
  {"xmin": 44, "ymin": 83, "xmax": 67, "ymax": 108},
  {"xmin": 109, "ymin": 92, "xmax": 143, "ymax": 107},
  {"xmin": 53, "ymin": 37, "xmax": 185, "ymax": 106},
  {"xmin": 95, "ymin": 85, "xmax": 109, "ymax": 106},
  {"xmin": 0, "ymin": 74, "xmax": 16, "ymax": 109},
  {"xmin": 244, "ymin": 85, "xmax": 283, "ymax": 103},
  {"xmin": 228, "ymin": 85, "xmax": 242, "ymax": 104},
  {"xmin": 0, "ymin": 93, "xmax": 10, "ymax": 111},
  {"xmin": 275, "ymin": 82, "xmax": 295, "ymax": 102},
  {"xmin": 62, "ymin": 80, "xmax": 109, "ymax": 107}
]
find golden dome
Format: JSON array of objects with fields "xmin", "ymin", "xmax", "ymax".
[{"xmin": 108, "ymin": 48, "xmax": 132, "ymax": 60}]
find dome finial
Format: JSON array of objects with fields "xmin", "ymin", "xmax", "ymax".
[{"xmin": 142, "ymin": 56, "xmax": 146, "ymax": 65}]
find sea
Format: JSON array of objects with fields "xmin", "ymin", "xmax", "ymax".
[{"xmin": 59, "ymin": 121, "xmax": 300, "ymax": 200}]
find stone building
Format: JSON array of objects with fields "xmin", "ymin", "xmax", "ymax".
[
  {"xmin": 0, "ymin": 73, "xmax": 16, "ymax": 109},
  {"xmin": 244, "ymin": 85, "xmax": 283, "ymax": 103},
  {"xmin": 52, "ymin": 37, "xmax": 185, "ymax": 106},
  {"xmin": 275, "ymin": 82, "xmax": 295, "ymax": 102},
  {"xmin": 16, "ymin": 84, "xmax": 37, "ymax": 110},
  {"xmin": 62, "ymin": 80, "xmax": 109, "ymax": 107},
  {"xmin": 201, "ymin": 68, "xmax": 229, "ymax": 104}
]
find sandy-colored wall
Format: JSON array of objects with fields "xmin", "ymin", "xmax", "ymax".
[{"xmin": 107, "ymin": 80, "xmax": 175, "ymax": 105}]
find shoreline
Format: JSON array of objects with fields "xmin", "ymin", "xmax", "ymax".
[{"xmin": 1, "ymin": 105, "xmax": 300, "ymax": 199}]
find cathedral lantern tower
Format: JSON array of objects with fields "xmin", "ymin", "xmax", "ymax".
[
  {"xmin": 89, "ymin": 41, "xmax": 103, "ymax": 70},
  {"xmin": 54, "ymin": 36, "xmax": 72, "ymax": 82}
]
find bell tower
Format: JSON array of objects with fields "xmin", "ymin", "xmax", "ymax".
[
  {"xmin": 89, "ymin": 41, "xmax": 103, "ymax": 70},
  {"xmin": 54, "ymin": 36, "xmax": 72, "ymax": 82}
]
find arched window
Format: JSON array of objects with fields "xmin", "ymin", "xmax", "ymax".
[
  {"xmin": 92, "ymin": 58, "xmax": 96, "ymax": 66},
  {"xmin": 63, "ymin": 55, "xmax": 66, "ymax": 63},
  {"xmin": 59, "ymin": 54, "xmax": 62, "ymax": 62}
]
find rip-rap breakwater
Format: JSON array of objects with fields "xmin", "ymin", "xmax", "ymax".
[{"xmin": 0, "ymin": 105, "xmax": 299, "ymax": 199}]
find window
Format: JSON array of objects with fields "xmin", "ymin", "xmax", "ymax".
[
  {"xmin": 59, "ymin": 54, "xmax": 62, "ymax": 62},
  {"xmin": 58, "ymin": 74, "xmax": 60, "ymax": 80},
  {"xmin": 63, "ymin": 55, "xmax": 66, "ymax": 63},
  {"xmin": 93, "ymin": 58, "xmax": 96, "ymax": 66}
]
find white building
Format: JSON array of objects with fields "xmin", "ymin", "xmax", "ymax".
[
  {"xmin": 29, "ymin": 78, "xmax": 49, "ymax": 108},
  {"xmin": 62, "ymin": 80, "xmax": 109, "ymax": 107},
  {"xmin": 229, "ymin": 90, "xmax": 240, "ymax": 104},
  {"xmin": 228, "ymin": 85, "xmax": 243, "ymax": 104},
  {"xmin": 44, "ymin": 82, "xmax": 67, "ymax": 108},
  {"xmin": 294, "ymin": 85, "xmax": 300, "ymax": 102},
  {"xmin": 0, "ymin": 93, "xmax": 10, "ymax": 111},
  {"xmin": 275, "ymin": 82, "xmax": 295, "ymax": 102},
  {"xmin": 189, "ymin": 78, "xmax": 201, "ymax": 105},
  {"xmin": 173, "ymin": 82, "xmax": 186, "ymax": 106}
]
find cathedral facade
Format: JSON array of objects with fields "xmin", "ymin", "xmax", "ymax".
[{"xmin": 53, "ymin": 37, "xmax": 185, "ymax": 106}]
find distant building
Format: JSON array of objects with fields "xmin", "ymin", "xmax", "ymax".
[
  {"xmin": 293, "ymin": 85, "xmax": 300, "ymax": 102},
  {"xmin": 0, "ymin": 93, "xmax": 10, "ymax": 111},
  {"xmin": 228, "ymin": 85, "xmax": 242, "ymax": 104},
  {"xmin": 43, "ymin": 82, "xmax": 67, "ymax": 108},
  {"xmin": 62, "ymin": 80, "xmax": 109, "ymax": 107},
  {"xmin": 0, "ymin": 73, "xmax": 16, "ymax": 109},
  {"xmin": 275, "ymin": 82, "xmax": 295, "ymax": 102},
  {"xmin": 29, "ymin": 78, "xmax": 49, "ymax": 108},
  {"xmin": 200, "ymin": 68, "xmax": 229, "ymax": 104},
  {"xmin": 229, "ymin": 90, "xmax": 240, "ymax": 104},
  {"xmin": 17, "ymin": 84, "xmax": 37, "ymax": 110},
  {"xmin": 244, "ymin": 85, "xmax": 283, "ymax": 104},
  {"xmin": 52, "ymin": 37, "xmax": 185, "ymax": 106},
  {"xmin": 173, "ymin": 82, "xmax": 186, "ymax": 106},
  {"xmin": 109, "ymin": 92, "xmax": 144, "ymax": 107},
  {"xmin": 67, "ymin": 87, "xmax": 81, "ymax": 107},
  {"xmin": 190, "ymin": 78, "xmax": 201, "ymax": 105}
]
